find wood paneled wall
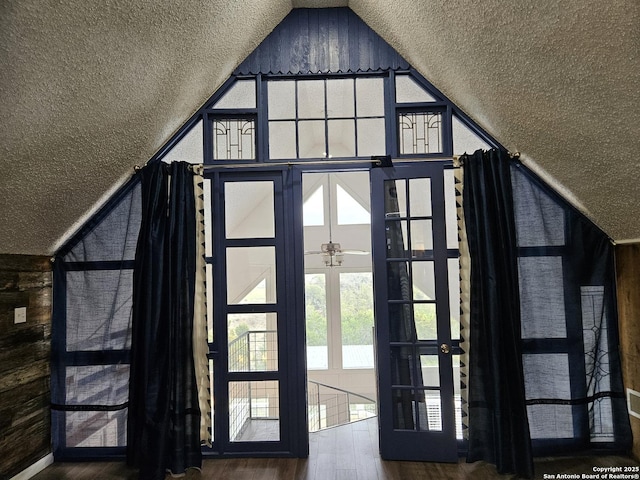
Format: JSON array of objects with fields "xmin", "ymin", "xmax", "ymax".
[
  {"xmin": 0, "ymin": 254, "xmax": 52, "ymax": 479},
  {"xmin": 615, "ymin": 243, "xmax": 640, "ymax": 461}
]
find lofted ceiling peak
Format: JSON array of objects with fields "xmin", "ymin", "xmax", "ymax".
[{"xmin": 0, "ymin": 0, "xmax": 638, "ymax": 255}]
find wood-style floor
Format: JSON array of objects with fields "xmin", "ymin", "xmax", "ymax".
[{"xmin": 32, "ymin": 418, "xmax": 639, "ymax": 480}]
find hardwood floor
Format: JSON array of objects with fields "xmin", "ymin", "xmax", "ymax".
[{"xmin": 32, "ymin": 418, "xmax": 639, "ymax": 480}]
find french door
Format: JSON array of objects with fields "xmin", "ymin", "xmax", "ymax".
[
  {"xmin": 371, "ymin": 163, "xmax": 459, "ymax": 462},
  {"xmin": 206, "ymin": 169, "xmax": 307, "ymax": 457}
]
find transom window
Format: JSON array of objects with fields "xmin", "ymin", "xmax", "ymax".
[{"xmin": 267, "ymin": 78, "xmax": 386, "ymax": 159}]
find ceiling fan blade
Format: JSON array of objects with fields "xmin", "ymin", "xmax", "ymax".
[
  {"xmin": 342, "ymin": 249, "xmax": 370, "ymax": 255},
  {"xmin": 304, "ymin": 250, "xmax": 324, "ymax": 255}
]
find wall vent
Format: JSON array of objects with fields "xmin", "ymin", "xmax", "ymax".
[{"xmin": 628, "ymin": 388, "xmax": 640, "ymax": 419}]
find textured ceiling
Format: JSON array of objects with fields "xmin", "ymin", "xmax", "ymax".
[{"xmin": 0, "ymin": 0, "xmax": 638, "ymax": 255}]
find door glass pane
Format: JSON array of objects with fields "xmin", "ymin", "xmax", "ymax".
[
  {"xmin": 420, "ymin": 355, "xmax": 440, "ymax": 387},
  {"xmin": 298, "ymin": 80, "xmax": 326, "ymax": 119},
  {"xmin": 299, "ymin": 120, "xmax": 326, "ymax": 158},
  {"xmin": 391, "ymin": 389, "xmax": 442, "ymax": 432},
  {"xmin": 341, "ymin": 272, "xmax": 374, "ymax": 369},
  {"xmin": 328, "ymin": 119, "xmax": 355, "ymax": 157},
  {"xmin": 225, "ymin": 181, "xmax": 274, "ymax": 239},
  {"xmin": 419, "ymin": 391, "xmax": 442, "ymax": 431},
  {"xmin": 412, "ymin": 261, "xmax": 435, "ymax": 299},
  {"xmin": 410, "ymin": 219, "xmax": 433, "ymax": 254},
  {"xmin": 390, "ymin": 347, "xmax": 418, "ymax": 385},
  {"xmin": 385, "ymin": 220, "xmax": 408, "ymax": 256},
  {"xmin": 229, "ymin": 380, "xmax": 280, "ymax": 442},
  {"xmin": 414, "ymin": 303, "xmax": 437, "ymax": 341},
  {"xmin": 384, "ymin": 179, "xmax": 407, "ymax": 217},
  {"xmin": 389, "ymin": 304, "xmax": 413, "ymax": 342},
  {"xmin": 226, "ymin": 247, "xmax": 276, "ymax": 304},
  {"xmin": 409, "ymin": 178, "xmax": 432, "ymax": 217},
  {"xmin": 392, "ymin": 389, "xmax": 417, "ymax": 430},
  {"xmin": 269, "ymin": 121, "xmax": 296, "ymax": 159},
  {"xmin": 228, "ymin": 313, "xmax": 278, "ymax": 372},
  {"xmin": 305, "ymin": 274, "xmax": 328, "ymax": 370},
  {"xmin": 356, "ymin": 118, "xmax": 386, "ymax": 157},
  {"xmin": 387, "ymin": 261, "xmax": 411, "ymax": 301}
]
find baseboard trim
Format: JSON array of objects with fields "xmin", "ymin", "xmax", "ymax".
[{"xmin": 9, "ymin": 453, "xmax": 54, "ymax": 480}]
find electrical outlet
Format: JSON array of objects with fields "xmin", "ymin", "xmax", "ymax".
[{"xmin": 14, "ymin": 306, "xmax": 27, "ymax": 324}]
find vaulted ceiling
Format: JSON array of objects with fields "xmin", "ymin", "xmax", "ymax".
[{"xmin": 1, "ymin": 0, "xmax": 638, "ymax": 254}]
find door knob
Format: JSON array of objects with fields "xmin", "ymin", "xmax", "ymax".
[{"xmin": 440, "ymin": 343, "xmax": 450, "ymax": 354}]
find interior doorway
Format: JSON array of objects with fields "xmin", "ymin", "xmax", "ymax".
[{"xmin": 302, "ymin": 171, "xmax": 378, "ymax": 432}]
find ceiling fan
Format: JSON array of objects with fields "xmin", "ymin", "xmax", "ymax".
[
  {"xmin": 304, "ymin": 174, "xmax": 369, "ymax": 267},
  {"xmin": 305, "ymin": 240, "xmax": 368, "ymax": 267}
]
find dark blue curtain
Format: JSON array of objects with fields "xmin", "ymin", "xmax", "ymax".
[
  {"xmin": 463, "ymin": 149, "xmax": 534, "ymax": 478},
  {"xmin": 127, "ymin": 162, "xmax": 201, "ymax": 479}
]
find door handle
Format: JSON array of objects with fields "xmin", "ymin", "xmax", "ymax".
[{"xmin": 440, "ymin": 343, "xmax": 450, "ymax": 354}]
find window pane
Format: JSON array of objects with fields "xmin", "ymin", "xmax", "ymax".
[
  {"xmin": 444, "ymin": 169, "xmax": 458, "ymax": 249},
  {"xmin": 395, "ymin": 75, "xmax": 437, "ymax": 103},
  {"xmin": 66, "ymin": 410, "xmax": 127, "ymax": 447},
  {"xmin": 268, "ymin": 81, "xmax": 295, "ymax": 119},
  {"xmin": 305, "ymin": 274, "xmax": 328, "ymax": 370},
  {"xmin": 161, "ymin": 119, "xmax": 203, "ymax": 164},
  {"xmin": 356, "ymin": 77, "xmax": 384, "ymax": 116},
  {"xmin": 303, "ymin": 185, "xmax": 324, "ymax": 227},
  {"xmin": 226, "ymin": 247, "xmax": 276, "ymax": 304},
  {"xmin": 213, "ymin": 118, "xmax": 255, "ymax": 160},
  {"xmin": 337, "ymin": 184, "xmax": 370, "ymax": 225},
  {"xmin": 299, "ymin": 120, "xmax": 326, "ymax": 158},
  {"xmin": 341, "ymin": 272, "xmax": 374, "ymax": 369},
  {"xmin": 519, "ymin": 256, "xmax": 566, "ymax": 338},
  {"xmin": 298, "ymin": 80, "xmax": 325, "ymax": 119},
  {"xmin": 327, "ymin": 78, "xmax": 354, "ymax": 117},
  {"xmin": 452, "ymin": 115, "xmax": 490, "ymax": 156},
  {"xmin": 213, "ymin": 79, "xmax": 256, "ymax": 109},
  {"xmin": 229, "ymin": 380, "xmax": 280, "ymax": 442},
  {"xmin": 228, "ymin": 313, "xmax": 278, "ymax": 372},
  {"xmin": 356, "ymin": 117, "xmax": 386, "ymax": 157},
  {"xmin": 328, "ymin": 119, "xmax": 355, "ymax": 157},
  {"xmin": 399, "ymin": 112, "xmax": 442, "ymax": 154},
  {"xmin": 269, "ymin": 121, "xmax": 296, "ymax": 159},
  {"xmin": 448, "ymin": 258, "xmax": 460, "ymax": 341},
  {"xmin": 225, "ymin": 181, "xmax": 274, "ymax": 239}
]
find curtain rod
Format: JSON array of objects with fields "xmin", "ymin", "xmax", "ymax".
[
  {"xmin": 134, "ymin": 152, "xmax": 521, "ymax": 173},
  {"xmin": 185, "ymin": 156, "xmax": 462, "ymax": 174}
]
